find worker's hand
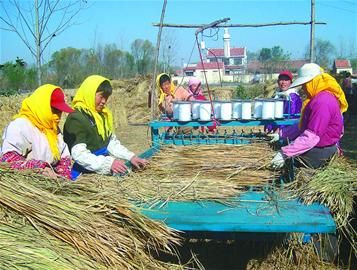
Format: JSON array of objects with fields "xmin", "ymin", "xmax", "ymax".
[
  {"xmin": 111, "ymin": 159, "xmax": 128, "ymax": 174},
  {"xmin": 42, "ymin": 167, "xmax": 58, "ymax": 179},
  {"xmin": 130, "ymin": 156, "xmax": 149, "ymax": 169},
  {"xmin": 271, "ymin": 151, "xmax": 285, "ymax": 169},
  {"xmin": 267, "ymin": 133, "xmax": 280, "ymax": 143}
]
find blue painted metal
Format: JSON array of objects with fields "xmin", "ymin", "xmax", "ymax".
[
  {"xmin": 140, "ymin": 192, "xmax": 335, "ymax": 234},
  {"xmin": 135, "ymin": 118, "xmax": 336, "ymax": 236},
  {"xmin": 150, "ymin": 119, "xmax": 299, "ymax": 146},
  {"xmin": 150, "ymin": 119, "xmax": 299, "ymax": 128}
]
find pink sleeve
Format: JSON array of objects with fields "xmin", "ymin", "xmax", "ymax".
[
  {"xmin": 0, "ymin": 151, "xmax": 48, "ymax": 170},
  {"xmin": 174, "ymin": 87, "xmax": 192, "ymax": 101},
  {"xmin": 54, "ymin": 156, "xmax": 72, "ymax": 180},
  {"xmin": 279, "ymin": 123, "xmax": 302, "ymax": 141},
  {"xmin": 281, "ymin": 129, "xmax": 320, "ymax": 157}
]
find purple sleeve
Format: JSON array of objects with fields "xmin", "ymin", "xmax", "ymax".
[
  {"xmin": 285, "ymin": 93, "xmax": 302, "ymax": 115},
  {"xmin": 306, "ymin": 101, "xmax": 331, "ymax": 137},
  {"xmin": 279, "ymin": 123, "xmax": 301, "ymax": 141}
]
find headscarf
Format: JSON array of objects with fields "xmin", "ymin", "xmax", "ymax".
[
  {"xmin": 300, "ymin": 72, "xmax": 348, "ymax": 126},
  {"xmin": 156, "ymin": 73, "xmax": 175, "ymax": 105},
  {"xmin": 15, "ymin": 84, "xmax": 63, "ymax": 160},
  {"xmin": 188, "ymin": 77, "xmax": 203, "ymax": 96},
  {"xmin": 72, "ymin": 75, "xmax": 113, "ymax": 140}
]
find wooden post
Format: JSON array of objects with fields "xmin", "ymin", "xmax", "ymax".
[
  {"xmin": 150, "ymin": 0, "xmax": 167, "ymax": 120},
  {"xmin": 310, "ymin": 0, "xmax": 316, "ymax": 63}
]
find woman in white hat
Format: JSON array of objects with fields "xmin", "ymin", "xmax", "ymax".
[{"xmin": 270, "ymin": 63, "xmax": 348, "ymax": 169}]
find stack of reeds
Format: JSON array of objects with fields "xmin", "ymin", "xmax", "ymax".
[
  {"xmin": 285, "ymin": 157, "xmax": 357, "ymax": 258},
  {"xmin": 0, "ymin": 166, "xmax": 183, "ymax": 269}
]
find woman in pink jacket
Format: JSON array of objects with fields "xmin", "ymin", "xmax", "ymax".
[{"xmin": 271, "ymin": 63, "xmax": 348, "ymax": 169}]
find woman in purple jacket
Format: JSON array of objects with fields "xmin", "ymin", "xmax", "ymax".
[{"xmin": 271, "ymin": 63, "xmax": 348, "ymax": 169}]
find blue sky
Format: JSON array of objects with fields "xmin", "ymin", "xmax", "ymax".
[{"xmin": 1, "ymin": 0, "xmax": 356, "ymax": 66}]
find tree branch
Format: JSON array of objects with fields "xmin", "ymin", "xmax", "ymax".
[{"xmin": 14, "ymin": 0, "xmax": 36, "ymax": 39}]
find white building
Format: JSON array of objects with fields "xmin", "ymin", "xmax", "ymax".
[{"xmin": 182, "ymin": 28, "xmax": 247, "ymax": 83}]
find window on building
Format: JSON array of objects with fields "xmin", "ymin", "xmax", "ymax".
[
  {"xmin": 225, "ymin": 70, "xmax": 230, "ymax": 75},
  {"xmin": 234, "ymin": 58, "xmax": 242, "ymax": 65},
  {"xmin": 185, "ymin": 71, "xmax": 194, "ymax": 76}
]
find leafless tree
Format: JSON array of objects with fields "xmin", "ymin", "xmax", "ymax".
[
  {"xmin": 160, "ymin": 29, "xmax": 179, "ymax": 73},
  {"xmin": 0, "ymin": 0, "xmax": 87, "ymax": 85}
]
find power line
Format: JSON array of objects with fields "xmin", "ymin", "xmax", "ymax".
[{"xmin": 318, "ymin": 2, "xmax": 357, "ymax": 14}]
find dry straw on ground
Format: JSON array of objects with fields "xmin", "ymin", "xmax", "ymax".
[{"xmin": 284, "ymin": 157, "xmax": 357, "ymax": 263}]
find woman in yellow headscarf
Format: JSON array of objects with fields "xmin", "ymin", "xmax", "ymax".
[
  {"xmin": 270, "ymin": 63, "xmax": 348, "ymax": 169},
  {"xmin": 63, "ymin": 75, "xmax": 148, "ymax": 179},
  {"xmin": 0, "ymin": 85, "xmax": 73, "ymax": 179},
  {"xmin": 156, "ymin": 73, "xmax": 193, "ymax": 116}
]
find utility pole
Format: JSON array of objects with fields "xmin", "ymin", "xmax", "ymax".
[
  {"xmin": 310, "ymin": 0, "xmax": 315, "ymax": 63},
  {"xmin": 35, "ymin": 0, "xmax": 42, "ymax": 85}
]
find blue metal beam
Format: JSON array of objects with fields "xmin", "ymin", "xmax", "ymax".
[
  {"xmin": 150, "ymin": 119, "xmax": 299, "ymax": 128},
  {"xmin": 140, "ymin": 192, "xmax": 336, "ymax": 234}
]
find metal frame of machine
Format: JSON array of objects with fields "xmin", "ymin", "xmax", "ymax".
[{"xmin": 137, "ymin": 119, "xmax": 336, "ymax": 240}]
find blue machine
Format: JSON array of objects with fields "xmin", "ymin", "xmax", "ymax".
[{"xmin": 137, "ymin": 118, "xmax": 336, "ymax": 240}]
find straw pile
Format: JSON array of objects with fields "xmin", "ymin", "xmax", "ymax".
[
  {"xmin": 0, "ymin": 166, "xmax": 183, "ymax": 269},
  {"xmin": 284, "ymin": 157, "xmax": 357, "ymax": 258},
  {"xmin": 248, "ymin": 234, "xmax": 339, "ymax": 270},
  {"xmin": 94, "ymin": 143, "xmax": 278, "ymax": 205}
]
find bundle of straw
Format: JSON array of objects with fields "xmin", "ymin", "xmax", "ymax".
[
  {"xmin": 114, "ymin": 144, "xmax": 278, "ymax": 204},
  {"xmin": 0, "ymin": 167, "xmax": 182, "ymax": 269},
  {"xmin": 285, "ymin": 157, "xmax": 357, "ymax": 256},
  {"xmin": 0, "ymin": 221, "xmax": 107, "ymax": 270}
]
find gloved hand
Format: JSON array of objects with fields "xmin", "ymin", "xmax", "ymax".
[
  {"xmin": 267, "ymin": 133, "xmax": 280, "ymax": 143},
  {"xmin": 271, "ymin": 151, "xmax": 285, "ymax": 169}
]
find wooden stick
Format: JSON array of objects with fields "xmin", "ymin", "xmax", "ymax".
[{"xmin": 153, "ymin": 21, "xmax": 327, "ymax": 28}]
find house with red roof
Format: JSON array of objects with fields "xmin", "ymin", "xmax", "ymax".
[
  {"xmin": 333, "ymin": 59, "xmax": 352, "ymax": 74},
  {"xmin": 181, "ymin": 28, "xmax": 247, "ymax": 83}
]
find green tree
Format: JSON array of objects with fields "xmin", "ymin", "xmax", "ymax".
[
  {"xmin": 350, "ymin": 59, "xmax": 357, "ymax": 72},
  {"xmin": 247, "ymin": 50, "xmax": 258, "ymax": 61},
  {"xmin": 305, "ymin": 39, "xmax": 336, "ymax": 68},
  {"xmin": 131, "ymin": 39, "xmax": 155, "ymax": 75},
  {"xmin": 81, "ymin": 48, "xmax": 103, "ymax": 78},
  {"xmin": 102, "ymin": 44, "xmax": 123, "ymax": 79},
  {"xmin": 49, "ymin": 47, "xmax": 82, "ymax": 87},
  {"xmin": 271, "ymin": 46, "xmax": 290, "ymax": 61},
  {"xmin": 258, "ymin": 48, "xmax": 272, "ymax": 62},
  {"xmin": 0, "ymin": 60, "xmax": 37, "ymax": 94}
]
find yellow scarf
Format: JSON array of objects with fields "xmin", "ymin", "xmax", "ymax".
[
  {"xmin": 15, "ymin": 84, "xmax": 62, "ymax": 160},
  {"xmin": 156, "ymin": 73, "xmax": 175, "ymax": 105},
  {"xmin": 72, "ymin": 75, "xmax": 113, "ymax": 140},
  {"xmin": 300, "ymin": 73, "xmax": 348, "ymax": 126}
]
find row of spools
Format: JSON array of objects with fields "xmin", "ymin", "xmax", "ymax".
[{"xmin": 172, "ymin": 99, "xmax": 285, "ymax": 121}]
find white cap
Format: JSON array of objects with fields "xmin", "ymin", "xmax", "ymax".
[{"xmin": 290, "ymin": 63, "xmax": 322, "ymax": 88}]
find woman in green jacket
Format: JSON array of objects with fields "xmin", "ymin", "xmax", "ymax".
[{"xmin": 64, "ymin": 75, "xmax": 147, "ymax": 179}]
